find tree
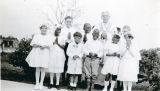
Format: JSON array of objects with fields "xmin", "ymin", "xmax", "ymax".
[{"xmin": 44, "ymin": 0, "xmax": 81, "ymax": 27}]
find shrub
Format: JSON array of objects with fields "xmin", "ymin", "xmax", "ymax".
[
  {"xmin": 9, "ymin": 38, "xmax": 35, "ymax": 76},
  {"xmin": 139, "ymin": 48, "xmax": 160, "ymax": 91}
]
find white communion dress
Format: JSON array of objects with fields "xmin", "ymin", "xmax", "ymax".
[{"xmin": 26, "ymin": 34, "xmax": 53, "ymax": 68}]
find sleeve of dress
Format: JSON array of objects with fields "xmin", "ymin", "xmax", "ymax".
[
  {"xmin": 58, "ymin": 34, "xmax": 66, "ymax": 46},
  {"xmin": 132, "ymin": 41, "xmax": 140, "ymax": 73},
  {"xmin": 66, "ymin": 43, "xmax": 74, "ymax": 58},
  {"xmin": 48, "ymin": 35, "xmax": 55, "ymax": 47},
  {"xmin": 60, "ymin": 29, "xmax": 68, "ymax": 44},
  {"xmin": 78, "ymin": 44, "xmax": 84, "ymax": 58},
  {"xmin": 30, "ymin": 34, "xmax": 38, "ymax": 46},
  {"xmin": 97, "ymin": 42, "xmax": 103, "ymax": 57}
]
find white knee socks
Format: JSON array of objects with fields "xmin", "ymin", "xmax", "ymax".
[
  {"xmin": 110, "ymin": 81, "xmax": 116, "ymax": 91},
  {"xmin": 56, "ymin": 73, "xmax": 60, "ymax": 85},
  {"xmin": 50, "ymin": 73, "xmax": 54, "ymax": 84},
  {"xmin": 103, "ymin": 81, "xmax": 109, "ymax": 91},
  {"xmin": 123, "ymin": 81, "xmax": 127, "ymax": 91},
  {"xmin": 40, "ymin": 68, "xmax": 45, "ymax": 86},
  {"xmin": 35, "ymin": 68, "xmax": 40, "ymax": 85},
  {"xmin": 128, "ymin": 82, "xmax": 132, "ymax": 91}
]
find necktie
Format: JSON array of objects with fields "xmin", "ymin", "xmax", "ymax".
[{"xmin": 83, "ymin": 34, "xmax": 87, "ymax": 43}]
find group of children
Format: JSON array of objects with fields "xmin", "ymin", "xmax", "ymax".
[{"xmin": 26, "ymin": 11, "xmax": 141, "ymax": 91}]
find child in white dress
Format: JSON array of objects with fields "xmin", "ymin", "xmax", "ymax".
[
  {"xmin": 67, "ymin": 32, "xmax": 83, "ymax": 90},
  {"xmin": 118, "ymin": 32, "xmax": 140, "ymax": 91},
  {"xmin": 101, "ymin": 34, "xmax": 121, "ymax": 91},
  {"xmin": 47, "ymin": 27, "xmax": 66, "ymax": 90},
  {"xmin": 26, "ymin": 24, "xmax": 53, "ymax": 90}
]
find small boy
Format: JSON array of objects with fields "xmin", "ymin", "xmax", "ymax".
[
  {"xmin": 66, "ymin": 32, "xmax": 84, "ymax": 90},
  {"xmin": 83, "ymin": 29, "xmax": 103, "ymax": 89}
]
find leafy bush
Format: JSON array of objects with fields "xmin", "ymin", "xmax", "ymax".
[
  {"xmin": 9, "ymin": 38, "xmax": 35, "ymax": 76},
  {"xmin": 139, "ymin": 48, "xmax": 160, "ymax": 91}
]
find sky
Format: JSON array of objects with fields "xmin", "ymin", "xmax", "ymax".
[{"xmin": 0, "ymin": 0, "xmax": 160, "ymax": 49}]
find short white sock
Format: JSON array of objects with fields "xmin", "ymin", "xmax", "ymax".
[
  {"xmin": 70, "ymin": 83, "xmax": 74, "ymax": 86},
  {"xmin": 73, "ymin": 83, "xmax": 77, "ymax": 87}
]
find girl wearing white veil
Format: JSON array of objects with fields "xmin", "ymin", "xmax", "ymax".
[{"xmin": 118, "ymin": 28, "xmax": 141, "ymax": 91}]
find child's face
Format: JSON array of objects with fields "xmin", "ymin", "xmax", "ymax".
[
  {"xmin": 101, "ymin": 33, "xmax": 107, "ymax": 40},
  {"xmin": 55, "ymin": 29, "xmax": 61, "ymax": 36},
  {"xmin": 74, "ymin": 36, "xmax": 82, "ymax": 44},
  {"xmin": 124, "ymin": 34, "xmax": 132, "ymax": 42},
  {"xmin": 123, "ymin": 28, "xmax": 130, "ymax": 35},
  {"xmin": 84, "ymin": 24, "xmax": 91, "ymax": 33},
  {"xmin": 125, "ymin": 35, "xmax": 132, "ymax": 46},
  {"xmin": 40, "ymin": 26, "xmax": 48, "ymax": 35},
  {"xmin": 65, "ymin": 18, "xmax": 73, "ymax": 28},
  {"xmin": 101, "ymin": 14, "xmax": 110, "ymax": 23},
  {"xmin": 112, "ymin": 37, "xmax": 120, "ymax": 44},
  {"xmin": 92, "ymin": 30, "xmax": 99, "ymax": 40}
]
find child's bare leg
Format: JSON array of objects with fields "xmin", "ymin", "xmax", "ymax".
[
  {"xmin": 39, "ymin": 67, "xmax": 46, "ymax": 89},
  {"xmin": 70, "ymin": 75, "xmax": 74, "ymax": 86},
  {"xmin": 35, "ymin": 67, "xmax": 40, "ymax": 89},
  {"xmin": 73, "ymin": 75, "xmax": 78, "ymax": 87},
  {"xmin": 50, "ymin": 73, "xmax": 54, "ymax": 84},
  {"xmin": 128, "ymin": 81, "xmax": 132, "ymax": 91},
  {"xmin": 35, "ymin": 67, "xmax": 40, "ymax": 85},
  {"xmin": 56, "ymin": 73, "xmax": 61, "ymax": 85},
  {"xmin": 123, "ymin": 81, "xmax": 128, "ymax": 91}
]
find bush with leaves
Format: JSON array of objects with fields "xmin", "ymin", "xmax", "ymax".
[
  {"xmin": 139, "ymin": 48, "xmax": 160, "ymax": 91},
  {"xmin": 9, "ymin": 38, "xmax": 35, "ymax": 77}
]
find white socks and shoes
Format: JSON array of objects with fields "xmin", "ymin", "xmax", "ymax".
[
  {"xmin": 34, "ymin": 84, "xmax": 39, "ymax": 90},
  {"xmin": 39, "ymin": 84, "xmax": 43, "ymax": 90},
  {"xmin": 34, "ymin": 84, "xmax": 43, "ymax": 90},
  {"xmin": 102, "ymin": 87, "xmax": 108, "ymax": 91}
]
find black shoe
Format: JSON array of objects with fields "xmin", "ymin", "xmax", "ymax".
[
  {"xmin": 70, "ymin": 86, "xmax": 73, "ymax": 90},
  {"xmin": 48, "ymin": 84, "xmax": 54, "ymax": 89},
  {"xmin": 55, "ymin": 85, "xmax": 61, "ymax": 90},
  {"xmin": 67, "ymin": 85, "xmax": 71, "ymax": 90},
  {"xmin": 72, "ymin": 87, "xmax": 76, "ymax": 91},
  {"xmin": 81, "ymin": 80, "xmax": 87, "ymax": 89}
]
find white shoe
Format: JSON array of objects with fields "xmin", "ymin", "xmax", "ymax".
[
  {"xmin": 34, "ymin": 84, "xmax": 39, "ymax": 90},
  {"xmin": 39, "ymin": 84, "xmax": 43, "ymax": 90},
  {"xmin": 102, "ymin": 87, "xmax": 107, "ymax": 91},
  {"xmin": 73, "ymin": 83, "xmax": 77, "ymax": 87}
]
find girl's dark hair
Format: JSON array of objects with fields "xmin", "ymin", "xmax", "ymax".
[
  {"xmin": 113, "ymin": 34, "xmax": 120, "ymax": 39},
  {"xmin": 74, "ymin": 32, "xmax": 82, "ymax": 38},
  {"xmin": 40, "ymin": 25, "xmax": 47, "ymax": 29},
  {"xmin": 127, "ymin": 33, "xmax": 134, "ymax": 39},
  {"xmin": 65, "ymin": 16, "xmax": 73, "ymax": 20},
  {"xmin": 54, "ymin": 27, "xmax": 61, "ymax": 36}
]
